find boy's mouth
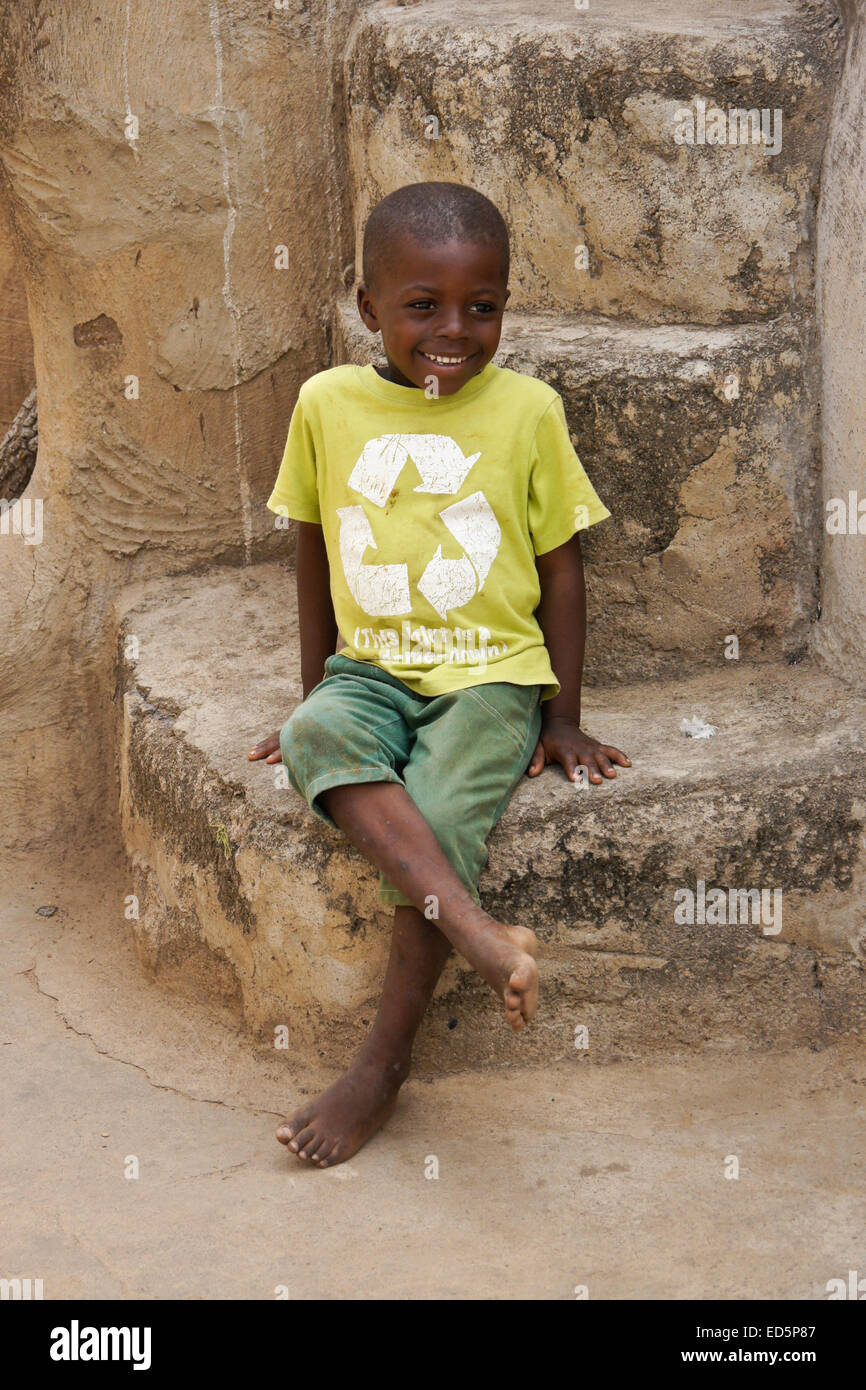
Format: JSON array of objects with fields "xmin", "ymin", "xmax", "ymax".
[{"xmin": 416, "ymin": 348, "xmax": 477, "ymax": 370}]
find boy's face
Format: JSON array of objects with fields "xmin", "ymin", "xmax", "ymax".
[{"xmin": 357, "ymin": 234, "xmax": 509, "ymax": 396}]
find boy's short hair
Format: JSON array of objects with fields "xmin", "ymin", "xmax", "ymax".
[{"xmin": 362, "ymin": 181, "xmax": 510, "ymax": 291}]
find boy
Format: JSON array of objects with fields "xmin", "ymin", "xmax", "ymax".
[{"xmin": 249, "ymin": 182, "xmax": 630, "ymax": 1169}]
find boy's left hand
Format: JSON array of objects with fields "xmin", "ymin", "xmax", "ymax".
[{"xmin": 526, "ymin": 714, "xmax": 631, "ymax": 785}]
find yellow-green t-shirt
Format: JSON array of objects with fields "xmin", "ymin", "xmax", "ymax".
[{"xmin": 266, "ymin": 360, "xmax": 610, "ymax": 701}]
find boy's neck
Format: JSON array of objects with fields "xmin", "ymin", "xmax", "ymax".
[
  {"xmin": 374, "ymin": 363, "xmax": 414, "ymax": 387},
  {"xmin": 374, "ymin": 362, "xmax": 426, "ymax": 390}
]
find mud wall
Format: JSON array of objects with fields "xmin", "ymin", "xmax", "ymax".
[
  {"xmin": 0, "ymin": 0, "xmax": 356, "ymax": 854},
  {"xmin": 0, "ymin": 191, "xmax": 34, "ymax": 437},
  {"xmin": 815, "ymin": 0, "xmax": 866, "ymax": 686}
]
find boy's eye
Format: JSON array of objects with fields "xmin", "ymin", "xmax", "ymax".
[{"xmin": 406, "ymin": 300, "xmax": 498, "ymax": 313}]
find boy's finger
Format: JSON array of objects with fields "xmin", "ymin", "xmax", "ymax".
[
  {"xmin": 578, "ymin": 761, "xmax": 606, "ymax": 783},
  {"xmin": 266, "ymin": 751, "xmax": 283, "ymax": 764},
  {"xmin": 526, "ymin": 740, "xmax": 546, "ymax": 776},
  {"xmin": 248, "ymin": 732, "xmax": 281, "ymax": 759},
  {"xmin": 601, "ymin": 744, "xmax": 631, "ymax": 766},
  {"xmin": 594, "ymin": 751, "xmax": 618, "ymax": 778},
  {"xmin": 567, "ymin": 756, "xmax": 592, "ymax": 789}
]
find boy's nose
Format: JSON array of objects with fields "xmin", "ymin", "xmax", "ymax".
[{"xmin": 435, "ymin": 308, "xmax": 471, "ymax": 338}]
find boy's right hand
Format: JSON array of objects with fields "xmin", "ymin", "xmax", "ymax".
[{"xmin": 248, "ymin": 732, "xmax": 283, "ymax": 764}]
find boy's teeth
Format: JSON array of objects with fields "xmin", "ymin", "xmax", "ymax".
[{"xmin": 423, "ymin": 352, "xmax": 469, "ymax": 364}]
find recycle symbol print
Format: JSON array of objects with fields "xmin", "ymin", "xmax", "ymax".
[{"xmin": 336, "ymin": 433, "xmax": 502, "ymax": 620}]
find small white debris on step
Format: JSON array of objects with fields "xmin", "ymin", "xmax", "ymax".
[{"xmin": 680, "ymin": 715, "xmax": 717, "ymax": 739}]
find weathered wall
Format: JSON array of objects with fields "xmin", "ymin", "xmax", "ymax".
[
  {"xmin": 815, "ymin": 0, "xmax": 866, "ymax": 686},
  {"xmin": 346, "ymin": 1, "xmax": 840, "ymax": 324},
  {"xmin": 0, "ymin": 0, "xmax": 355, "ymax": 853},
  {"xmin": 0, "ymin": 189, "xmax": 34, "ymax": 437}
]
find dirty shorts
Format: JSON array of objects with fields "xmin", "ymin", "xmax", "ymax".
[{"xmin": 279, "ymin": 653, "xmax": 543, "ymax": 907}]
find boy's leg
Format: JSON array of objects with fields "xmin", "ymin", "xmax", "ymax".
[
  {"xmin": 277, "ymin": 776, "xmax": 535, "ymax": 1167},
  {"xmin": 340, "ymin": 681, "xmax": 543, "ymax": 1027},
  {"xmin": 281, "ymin": 663, "xmax": 540, "ymax": 1033},
  {"xmin": 378, "ymin": 680, "xmax": 544, "ymax": 913},
  {"xmin": 277, "ymin": 904, "xmax": 452, "ymax": 1166},
  {"xmin": 276, "ymin": 665, "xmax": 541, "ymax": 1166},
  {"xmin": 278, "ymin": 756, "xmax": 539, "ymax": 1167},
  {"xmin": 319, "ymin": 778, "xmax": 539, "ymax": 1030},
  {"xmin": 277, "ymin": 658, "xmax": 462, "ymax": 1165}
]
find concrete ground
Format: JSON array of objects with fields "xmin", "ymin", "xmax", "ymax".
[{"xmin": 3, "ymin": 843, "xmax": 864, "ymax": 1301}]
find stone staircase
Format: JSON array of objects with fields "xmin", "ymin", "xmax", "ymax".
[{"xmin": 117, "ymin": 0, "xmax": 865, "ymax": 1070}]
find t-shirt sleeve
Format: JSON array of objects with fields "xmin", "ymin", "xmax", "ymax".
[
  {"xmin": 266, "ymin": 392, "xmax": 322, "ymax": 524},
  {"xmin": 527, "ymin": 394, "xmax": 611, "ymax": 555}
]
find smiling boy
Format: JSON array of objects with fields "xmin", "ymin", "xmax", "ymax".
[{"xmin": 249, "ymin": 181, "xmax": 629, "ymax": 1168}]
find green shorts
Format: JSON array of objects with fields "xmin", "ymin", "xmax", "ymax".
[{"xmin": 279, "ymin": 653, "xmax": 543, "ymax": 907}]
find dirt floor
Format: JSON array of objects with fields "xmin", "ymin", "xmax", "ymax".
[{"xmin": 3, "ymin": 842, "xmax": 864, "ymax": 1301}]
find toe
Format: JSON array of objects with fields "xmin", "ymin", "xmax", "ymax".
[
  {"xmin": 310, "ymin": 1137, "xmax": 335, "ymax": 1165},
  {"xmin": 276, "ymin": 1105, "xmax": 313, "ymax": 1145},
  {"xmin": 299, "ymin": 1132, "xmax": 324, "ymax": 1160},
  {"xmin": 508, "ymin": 961, "xmax": 537, "ymax": 1022},
  {"xmin": 509, "ymin": 957, "xmax": 534, "ymax": 991},
  {"xmin": 290, "ymin": 1124, "xmax": 317, "ymax": 1156}
]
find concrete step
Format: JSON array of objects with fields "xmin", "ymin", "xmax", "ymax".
[
  {"xmin": 335, "ymin": 300, "xmax": 820, "ymax": 683},
  {"xmin": 116, "ymin": 561, "xmax": 866, "ymax": 1072},
  {"xmin": 345, "ymin": 0, "xmax": 841, "ymax": 323}
]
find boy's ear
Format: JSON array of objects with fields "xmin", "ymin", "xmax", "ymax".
[{"xmin": 357, "ymin": 282, "xmax": 381, "ymax": 333}]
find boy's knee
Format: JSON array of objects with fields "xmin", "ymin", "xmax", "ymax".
[{"xmin": 279, "ymin": 699, "xmax": 337, "ymax": 775}]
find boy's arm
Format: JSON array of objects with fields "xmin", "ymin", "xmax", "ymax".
[
  {"xmin": 534, "ymin": 530, "xmax": 587, "ymax": 726},
  {"xmin": 296, "ymin": 520, "xmax": 339, "ymax": 698},
  {"xmin": 530, "ymin": 531, "xmax": 630, "ymax": 784},
  {"xmin": 248, "ymin": 520, "xmax": 338, "ymax": 764}
]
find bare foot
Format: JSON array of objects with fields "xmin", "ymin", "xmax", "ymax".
[
  {"xmin": 276, "ymin": 1056, "xmax": 409, "ymax": 1168},
  {"xmin": 457, "ymin": 918, "xmax": 539, "ymax": 1033}
]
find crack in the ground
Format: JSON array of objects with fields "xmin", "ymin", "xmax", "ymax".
[
  {"xmin": 178, "ymin": 1160, "xmax": 253, "ymax": 1182},
  {"xmin": 18, "ymin": 966, "xmax": 284, "ymax": 1120}
]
